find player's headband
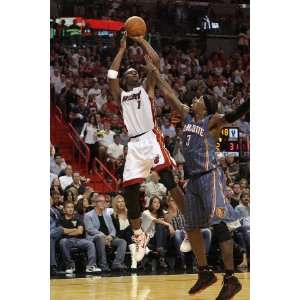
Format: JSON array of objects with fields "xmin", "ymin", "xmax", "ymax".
[{"xmin": 123, "ymin": 68, "xmax": 137, "ymax": 76}]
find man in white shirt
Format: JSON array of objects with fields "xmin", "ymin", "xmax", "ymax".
[
  {"xmin": 213, "ymin": 78, "xmax": 227, "ymax": 102},
  {"xmin": 235, "ymin": 191, "xmax": 250, "ymax": 219},
  {"xmin": 59, "ymin": 165, "xmax": 74, "ymax": 190},
  {"xmin": 97, "ymin": 121, "xmax": 115, "ymax": 148},
  {"xmin": 144, "ymin": 171, "xmax": 167, "ymax": 207},
  {"xmin": 107, "ymin": 134, "xmax": 124, "ymax": 161},
  {"xmin": 88, "ymin": 82, "xmax": 102, "ymax": 98}
]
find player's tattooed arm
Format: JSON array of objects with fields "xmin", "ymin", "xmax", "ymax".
[
  {"xmin": 144, "ymin": 55, "xmax": 189, "ymax": 118},
  {"xmin": 108, "ymin": 32, "xmax": 127, "ymax": 105}
]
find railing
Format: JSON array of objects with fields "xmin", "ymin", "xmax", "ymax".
[
  {"xmin": 52, "ymin": 104, "xmax": 118, "ymax": 192},
  {"xmin": 94, "ymin": 158, "xmax": 118, "ymax": 192},
  {"xmin": 68, "ymin": 123, "xmax": 90, "ymax": 173}
]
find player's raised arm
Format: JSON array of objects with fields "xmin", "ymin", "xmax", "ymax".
[
  {"xmin": 129, "ymin": 36, "xmax": 160, "ymax": 69},
  {"xmin": 107, "ymin": 32, "xmax": 127, "ymax": 105},
  {"xmin": 208, "ymin": 97, "xmax": 250, "ymax": 135},
  {"xmin": 143, "ymin": 55, "xmax": 189, "ymax": 119}
]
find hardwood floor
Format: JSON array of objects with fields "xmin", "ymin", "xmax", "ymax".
[{"xmin": 51, "ymin": 273, "xmax": 250, "ymax": 300}]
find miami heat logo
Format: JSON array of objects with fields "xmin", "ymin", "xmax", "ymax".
[{"xmin": 154, "ymin": 155, "xmax": 159, "ymax": 164}]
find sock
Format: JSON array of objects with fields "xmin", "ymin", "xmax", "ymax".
[
  {"xmin": 225, "ymin": 270, "xmax": 234, "ymax": 278},
  {"xmin": 198, "ymin": 265, "xmax": 210, "ymax": 272}
]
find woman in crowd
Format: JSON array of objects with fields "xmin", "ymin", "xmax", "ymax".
[
  {"xmin": 141, "ymin": 196, "xmax": 175, "ymax": 269},
  {"xmin": 63, "ymin": 188, "xmax": 76, "ymax": 203},
  {"xmin": 111, "ymin": 194, "xmax": 137, "ymax": 271},
  {"xmin": 75, "ymin": 196, "xmax": 93, "ymax": 223},
  {"xmin": 80, "ymin": 113, "xmax": 98, "ymax": 174},
  {"xmin": 50, "ymin": 177, "xmax": 63, "ymax": 195}
]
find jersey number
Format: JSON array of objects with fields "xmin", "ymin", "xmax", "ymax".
[
  {"xmin": 137, "ymin": 100, "xmax": 141, "ymax": 109},
  {"xmin": 186, "ymin": 135, "xmax": 191, "ymax": 146}
]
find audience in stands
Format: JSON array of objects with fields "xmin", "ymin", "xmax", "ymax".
[
  {"xmin": 59, "ymin": 165, "xmax": 74, "ymax": 190},
  {"xmin": 59, "ymin": 201, "xmax": 101, "ymax": 274},
  {"xmin": 84, "ymin": 194, "xmax": 127, "ymax": 271},
  {"xmin": 141, "ymin": 196, "xmax": 175, "ymax": 269},
  {"xmin": 144, "ymin": 171, "xmax": 167, "ymax": 208}
]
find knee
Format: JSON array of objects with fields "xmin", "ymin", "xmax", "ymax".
[
  {"xmin": 59, "ymin": 238, "xmax": 68, "ymax": 247},
  {"xmin": 119, "ymin": 239, "xmax": 127, "ymax": 250},
  {"xmin": 93, "ymin": 234, "xmax": 105, "ymax": 244}
]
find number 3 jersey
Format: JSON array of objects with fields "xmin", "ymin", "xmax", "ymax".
[
  {"xmin": 182, "ymin": 114, "xmax": 217, "ymax": 177},
  {"xmin": 121, "ymin": 86, "xmax": 155, "ymax": 137}
]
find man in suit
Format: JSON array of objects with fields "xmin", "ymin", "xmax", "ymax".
[{"xmin": 84, "ymin": 193, "xmax": 127, "ymax": 271}]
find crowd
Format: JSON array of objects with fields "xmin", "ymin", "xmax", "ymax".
[{"xmin": 50, "ymin": 13, "xmax": 250, "ymax": 275}]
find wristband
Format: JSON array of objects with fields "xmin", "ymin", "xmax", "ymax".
[{"xmin": 107, "ymin": 69, "xmax": 118, "ymax": 79}]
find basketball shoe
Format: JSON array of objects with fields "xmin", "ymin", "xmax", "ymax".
[
  {"xmin": 215, "ymin": 275, "xmax": 242, "ymax": 300},
  {"xmin": 132, "ymin": 229, "xmax": 150, "ymax": 262},
  {"xmin": 189, "ymin": 269, "xmax": 217, "ymax": 294}
]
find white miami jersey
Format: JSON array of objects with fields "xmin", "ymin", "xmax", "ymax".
[{"xmin": 121, "ymin": 86, "xmax": 155, "ymax": 137}]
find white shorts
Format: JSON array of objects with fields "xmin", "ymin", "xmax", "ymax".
[{"xmin": 123, "ymin": 128, "xmax": 176, "ymax": 187}]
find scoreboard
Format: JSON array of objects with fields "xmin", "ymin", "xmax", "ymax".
[{"xmin": 216, "ymin": 127, "xmax": 240, "ymax": 157}]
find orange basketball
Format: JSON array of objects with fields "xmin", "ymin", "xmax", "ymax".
[{"xmin": 124, "ymin": 16, "xmax": 147, "ymax": 37}]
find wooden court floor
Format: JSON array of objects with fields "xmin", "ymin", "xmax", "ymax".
[{"xmin": 51, "ymin": 273, "xmax": 249, "ymax": 300}]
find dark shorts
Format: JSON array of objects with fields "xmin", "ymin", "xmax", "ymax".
[{"xmin": 184, "ymin": 169, "xmax": 227, "ymax": 230}]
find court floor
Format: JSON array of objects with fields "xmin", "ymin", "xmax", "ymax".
[{"xmin": 51, "ymin": 272, "xmax": 250, "ymax": 300}]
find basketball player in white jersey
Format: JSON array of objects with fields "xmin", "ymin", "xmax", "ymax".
[{"xmin": 107, "ymin": 33, "xmax": 185, "ymax": 261}]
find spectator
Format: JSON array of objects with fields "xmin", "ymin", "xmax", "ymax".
[
  {"xmin": 58, "ymin": 201, "xmax": 101, "ymax": 274},
  {"xmin": 50, "ymin": 191, "xmax": 63, "ymax": 275},
  {"xmin": 59, "ymin": 165, "xmax": 73, "ymax": 190},
  {"xmin": 51, "ymin": 177, "xmax": 63, "ymax": 195},
  {"xmin": 66, "ymin": 172, "xmax": 87, "ymax": 195},
  {"xmin": 226, "ymin": 155, "xmax": 240, "ymax": 182},
  {"xmin": 80, "ymin": 114, "xmax": 98, "ymax": 173},
  {"xmin": 235, "ymin": 191, "xmax": 250, "ymax": 219},
  {"xmin": 84, "ymin": 194, "xmax": 127, "ymax": 271},
  {"xmin": 111, "ymin": 194, "xmax": 137, "ymax": 271},
  {"xmin": 69, "ymin": 96, "xmax": 89, "ymax": 133},
  {"xmin": 97, "ymin": 121, "xmax": 115, "ymax": 148},
  {"xmin": 119, "ymin": 127, "xmax": 129, "ymax": 146},
  {"xmin": 64, "ymin": 188, "xmax": 77, "ymax": 203},
  {"xmin": 50, "ymin": 153, "xmax": 67, "ymax": 176},
  {"xmin": 107, "ymin": 134, "xmax": 124, "ymax": 162},
  {"xmin": 230, "ymin": 183, "xmax": 242, "ymax": 208},
  {"xmin": 144, "ymin": 171, "xmax": 167, "ymax": 208},
  {"xmin": 76, "ymin": 196, "xmax": 94, "ymax": 223},
  {"xmin": 161, "ymin": 118, "xmax": 176, "ymax": 138},
  {"xmin": 141, "ymin": 196, "xmax": 175, "ymax": 269},
  {"xmin": 239, "ymin": 178, "xmax": 249, "ymax": 192}
]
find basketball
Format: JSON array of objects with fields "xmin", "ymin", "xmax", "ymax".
[{"xmin": 124, "ymin": 16, "xmax": 147, "ymax": 37}]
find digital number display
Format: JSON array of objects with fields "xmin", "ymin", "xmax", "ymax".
[{"xmin": 216, "ymin": 127, "xmax": 240, "ymax": 157}]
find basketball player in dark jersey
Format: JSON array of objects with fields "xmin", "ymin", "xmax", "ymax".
[{"xmin": 144, "ymin": 56, "xmax": 249, "ymax": 299}]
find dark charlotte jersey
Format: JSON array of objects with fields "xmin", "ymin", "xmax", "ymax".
[{"xmin": 182, "ymin": 114, "xmax": 217, "ymax": 177}]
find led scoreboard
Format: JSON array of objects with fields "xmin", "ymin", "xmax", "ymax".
[{"xmin": 216, "ymin": 127, "xmax": 240, "ymax": 157}]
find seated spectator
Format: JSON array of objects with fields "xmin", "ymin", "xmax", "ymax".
[
  {"xmin": 144, "ymin": 171, "xmax": 167, "ymax": 208},
  {"xmin": 119, "ymin": 127, "xmax": 129, "ymax": 146},
  {"xmin": 50, "ymin": 190, "xmax": 63, "ymax": 275},
  {"xmin": 226, "ymin": 155, "xmax": 240, "ymax": 182},
  {"xmin": 141, "ymin": 196, "xmax": 175, "ymax": 269},
  {"xmin": 111, "ymin": 195, "xmax": 137, "ymax": 271},
  {"xmin": 235, "ymin": 191, "xmax": 250, "ymax": 220},
  {"xmin": 84, "ymin": 194, "xmax": 127, "ymax": 271},
  {"xmin": 59, "ymin": 165, "xmax": 73, "ymax": 190},
  {"xmin": 76, "ymin": 196, "xmax": 94, "ymax": 223},
  {"xmin": 230, "ymin": 183, "xmax": 242, "ymax": 208},
  {"xmin": 50, "ymin": 177, "xmax": 63, "ymax": 195},
  {"xmin": 239, "ymin": 178, "xmax": 249, "ymax": 192},
  {"xmin": 107, "ymin": 134, "xmax": 124, "ymax": 161},
  {"xmin": 69, "ymin": 96, "xmax": 89, "ymax": 133},
  {"xmin": 58, "ymin": 201, "xmax": 101, "ymax": 274},
  {"xmin": 63, "ymin": 188, "xmax": 77, "ymax": 203},
  {"xmin": 97, "ymin": 121, "xmax": 115, "ymax": 148},
  {"xmin": 50, "ymin": 153, "xmax": 67, "ymax": 176},
  {"xmin": 66, "ymin": 172, "xmax": 86, "ymax": 195}
]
